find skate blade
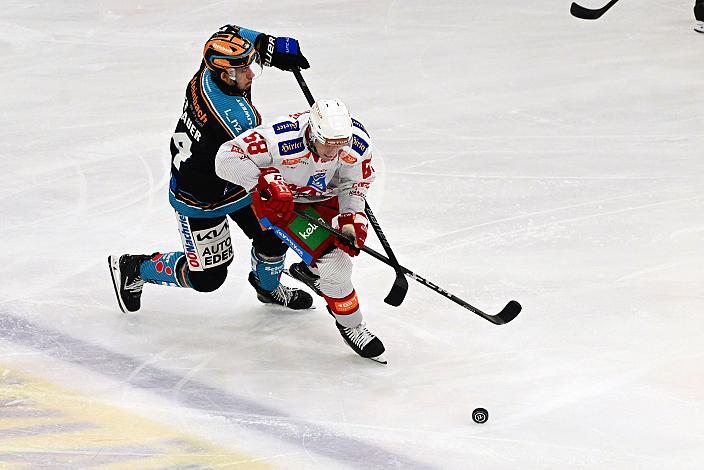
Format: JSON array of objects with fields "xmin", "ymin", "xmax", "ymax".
[
  {"xmin": 368, "ymin": 353, "xmax": 387, "ymax": 365},
  {"xmin": 107, "ymin": 255, "xmax": 128, "ymax": 314},
  {"xmin": 255, "ymin": 295, "xmax": 316, "ymax": 311}
]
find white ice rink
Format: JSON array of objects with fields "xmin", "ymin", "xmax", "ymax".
[{"xmin": 2, "ymin": 0, "xmax": 703, "ymax": 468}]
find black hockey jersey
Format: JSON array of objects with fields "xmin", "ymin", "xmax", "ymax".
[{"xmin": 168, "ymin": 62, "xmax": 262, "ymax": 218}]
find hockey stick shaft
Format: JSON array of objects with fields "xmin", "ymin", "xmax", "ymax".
[
  {"xmin": 570, "ymin": 0, "xmax": 621, "ymax": 20},
  {"xmin": 363, "ymin": 201, "xmax": 408, "ymax": 306},
  {"xmin": 291, "ymin": 68, "xmax": 408, "ymax": 306},
  {"xmin": 294, "ymin": 209, "xmax": 521, "ymax": 325}
]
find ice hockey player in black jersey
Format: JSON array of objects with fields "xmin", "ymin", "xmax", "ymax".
[
  {"xmin": 108, "ymin": 25, "xmax": 313, "ymax": 313},
  {"xmin": 696, "ymin": 1, "xmax": 704, "ymax": 33}
]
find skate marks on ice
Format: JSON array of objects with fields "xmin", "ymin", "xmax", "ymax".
[
  {"xmin": 0, "ymin": 311, "xmax": 436, "ymax": 470},
  {"xmin": 394, "ymin": 182, "xmax": 704, "ymax": 253}
]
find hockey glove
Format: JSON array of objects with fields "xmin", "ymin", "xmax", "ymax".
[
  {"xmin": 252, "ymin": 168, "xmax": 294, "ymax": 226},
  {"xmin": 332, "ymin": 212, "xmax": 368, "ymax": 257},
  {"xmin": 258, "ymin": 34, "xmax": 310, "ymax": 71}
]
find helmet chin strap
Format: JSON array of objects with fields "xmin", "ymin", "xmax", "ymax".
[{"xmin": 305, "ymin": 127, "xmax": 320, "ymax": 158}]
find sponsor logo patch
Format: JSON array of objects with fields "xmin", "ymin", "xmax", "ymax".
[
  {"xmin": 340, "ymin": 150, "xmax": 357, "ymax": 164},
  {"xmin": 178, "ymin": 215, "xmax": 201, "ymax": 270},
  {"xmin": 351, "ymin": 134, "xmax": 368, "ymax": 155},
  {"xmin": 282, "ymin": 157, "xmax": 302, "ymax": 165},
  {"xmin": 191, "ymin": 219, "xmax": 232, "ymax": 268},
  {"xmin": 278, "ymin": 137, "xmax": 305, "ymax": 156},
  {"xmin": 272, "ymin": 226, "xmax": 312, "ymax": 265},
  {"xmin": 352, "ymin": 118, "xmax": 368, "ymax": 136},
  {"xmin": 333, "ymin": 294, "xmax": 359, "ymax": 314},
  {"xmin": 223, "ymin": 109, "xmax": 243, "ymax": 133},
  {"xmin": 273, "ymin": 120, "xmax": 300, "ymax": 134}
]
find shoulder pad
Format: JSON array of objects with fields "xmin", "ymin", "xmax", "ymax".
[
  {"xmin": 272, "ymin": 119, "xmax": 301, "ymax": 134},
  {"xmin": 351, "ymin": 118, "xmax": 369, "ymax": 137},
  {"xmin": 350, "ymin": 134, "xmax": 369, "ymax": 156}
]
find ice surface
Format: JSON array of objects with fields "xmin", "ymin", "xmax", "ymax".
[{"xmin": 1, "ymin": 1, "xmax": 703, "ymax": 468}]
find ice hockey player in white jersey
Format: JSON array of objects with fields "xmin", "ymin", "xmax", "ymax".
[{"xmin": 214, "ymin": 98, "xmax": 385, "ymax": 363}]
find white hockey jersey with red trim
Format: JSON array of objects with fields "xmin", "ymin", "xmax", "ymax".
[{"xmin": 214, "ymin": 111, "xmax": 375, "ymax": 214}]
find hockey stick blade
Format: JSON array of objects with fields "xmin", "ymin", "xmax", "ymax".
[
  {"xmin": 383, "ymin": 272, "xmax": 408, "ymax": 307},
  {"xmin": 493, "ymin": 300, "xmax": 522, "ymax": 325},
  {"xmin": 363, "ymin": 202, "xmax": 409, "ymax": 307},
  {"xmin": 570, "ymin": 0, "xmax": 620, "ymax": 20}
]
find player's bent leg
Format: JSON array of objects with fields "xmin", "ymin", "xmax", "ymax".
[
  {"xmin": 316, "ymin": 248, "xmax": 385, "ymax": 362},
  {"xmin": 174, "ymin": 213, "xmax": 233, "ymax": 292},
  {"xmin": 288, "ymin": 261, "xmax": 322, "ymax": 296},
  {"xmin": 248, "ymin": 248, "xmax": 313, "ymax": 309},
  {"xmin": 230, "ymin": 206, "xmax": 313, "ymax": 309},
  {"xmin": 186, "ymin": 265, "xmax": 228, "ymax": 292},
  {"xmin": 108, "ymin": 213, "xmax": 234, "ymax": 313},
  {"xmin": 142, "ymin": 251, "xmax": 227, "ymax": 293},
  {"xmin": 140, "ymin": 252, "xmax": 189, "ymax": 287}
]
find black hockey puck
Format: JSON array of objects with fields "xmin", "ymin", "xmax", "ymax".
[{"xmin": 472, "ymin": 407, "xmax": 488, "ymax": 424}]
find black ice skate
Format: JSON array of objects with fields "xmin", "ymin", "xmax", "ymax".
[
  {"xmin": 696, "ymin": 21, "xmax": 704, "ymax": 33},
  {"xmin": 287, "ymin": 261, "xmax": 322, "ymax": 296},
  {"xmin": 332, "ymin": 311, "xmax": 386, "ymax": 364},
  {"xmin": 248, "ymin": 272, "xmax": 314, "ymax": 310},
  {"xmin": 108, "ymin": 254, "xmax": 150, "ymax": 313}
]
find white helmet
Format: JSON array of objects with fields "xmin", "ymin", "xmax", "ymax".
[{"xmin": 309, "ymin": 98, "xmax": 352, "ymax": 146}]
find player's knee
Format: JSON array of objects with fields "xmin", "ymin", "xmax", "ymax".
[
  {"xmin": 252, "ymin": 231, "xmax": 288, "ymax": 257},
  {"xmin": 187, "ymin": 266, "xmax": 228, "ymax": 292},
  {"xmin": 317, "ymin": 249, "xmax": 354, "ymax": 296}
]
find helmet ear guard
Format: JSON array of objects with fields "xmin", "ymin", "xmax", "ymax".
[{"xmin": 309, "ymin": 99, "xmax": 353, "ymax": 146}]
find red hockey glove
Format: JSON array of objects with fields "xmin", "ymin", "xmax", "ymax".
[
  {"xmin": 251, "ymin": 168, "xmax": 294, "ymax": 226},
  {"xmin": 332, "ymin": 212, "xmax": 368, "ymax": 257}
]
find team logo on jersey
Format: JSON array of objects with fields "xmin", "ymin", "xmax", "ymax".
[
  {"xmin": 351, "ymin": 134, "xmax": 368, "ymax": 155},
  {"xmin": 306, "ymin": 172, "xmax": 328, "ymax": 192},
  {"xmin": 273, "ymin": 120, "xmax": 300, "ymax": 134},
  {"xmin": 278, "ymin": 137, "xmax": 305, "ymax": 155}
]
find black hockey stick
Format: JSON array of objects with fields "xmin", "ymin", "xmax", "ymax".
[
  {"xmin": 570, "ymin": 0, "xmax": 621, "ymax": 20},
  {"xmin": 363, "ymin": 202, "xmax": 408, "ymax": 306},
  {"xmin": 294, "ymin": 209, "xmax": 521, "ymax": 325},
  {"xmin": 291, "ymin": 67, "xmax": 408, "ymax": 307}
]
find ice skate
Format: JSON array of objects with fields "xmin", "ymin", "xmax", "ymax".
[
  {"xmin": 333, "ymin": 313, "xmax": 386, "ymax": 364},
  {"xmin": 695, "ymin": 21, "xmax": 704, "ymax": 33},
  {"xmin": 248, "ymin": 272, "xmax": 314, "ymax": 310},
  {"xmin": 287, "ymin": 261, "xmax": 322, "ymax": 296},
  {"xmin": 108, "ymin": 254, "xmax": 150, "ymax": 313}
]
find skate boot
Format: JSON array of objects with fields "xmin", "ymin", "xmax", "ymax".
[
  {"xmin": 331, "ymin": 309, "xmax": 386, "ymax": 364},
  {"xmin": 248, "ymin": 272, "xmax": 314, "ymax": 310},
  {"xmin": 696, "ymin": 21, "xmax": 704, "ymax": 33},
  {"xmin": 287, "ymin": 261, "xmax": 322, "ymax": 296},
  {"xmin": 108, "ymin": 254, "xmax": 150, "ymax": 313}
]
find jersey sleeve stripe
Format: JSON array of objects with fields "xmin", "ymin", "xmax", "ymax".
[{"xmin": 199, "ymin": 70, "xmax": 236, "ymax": 137}]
